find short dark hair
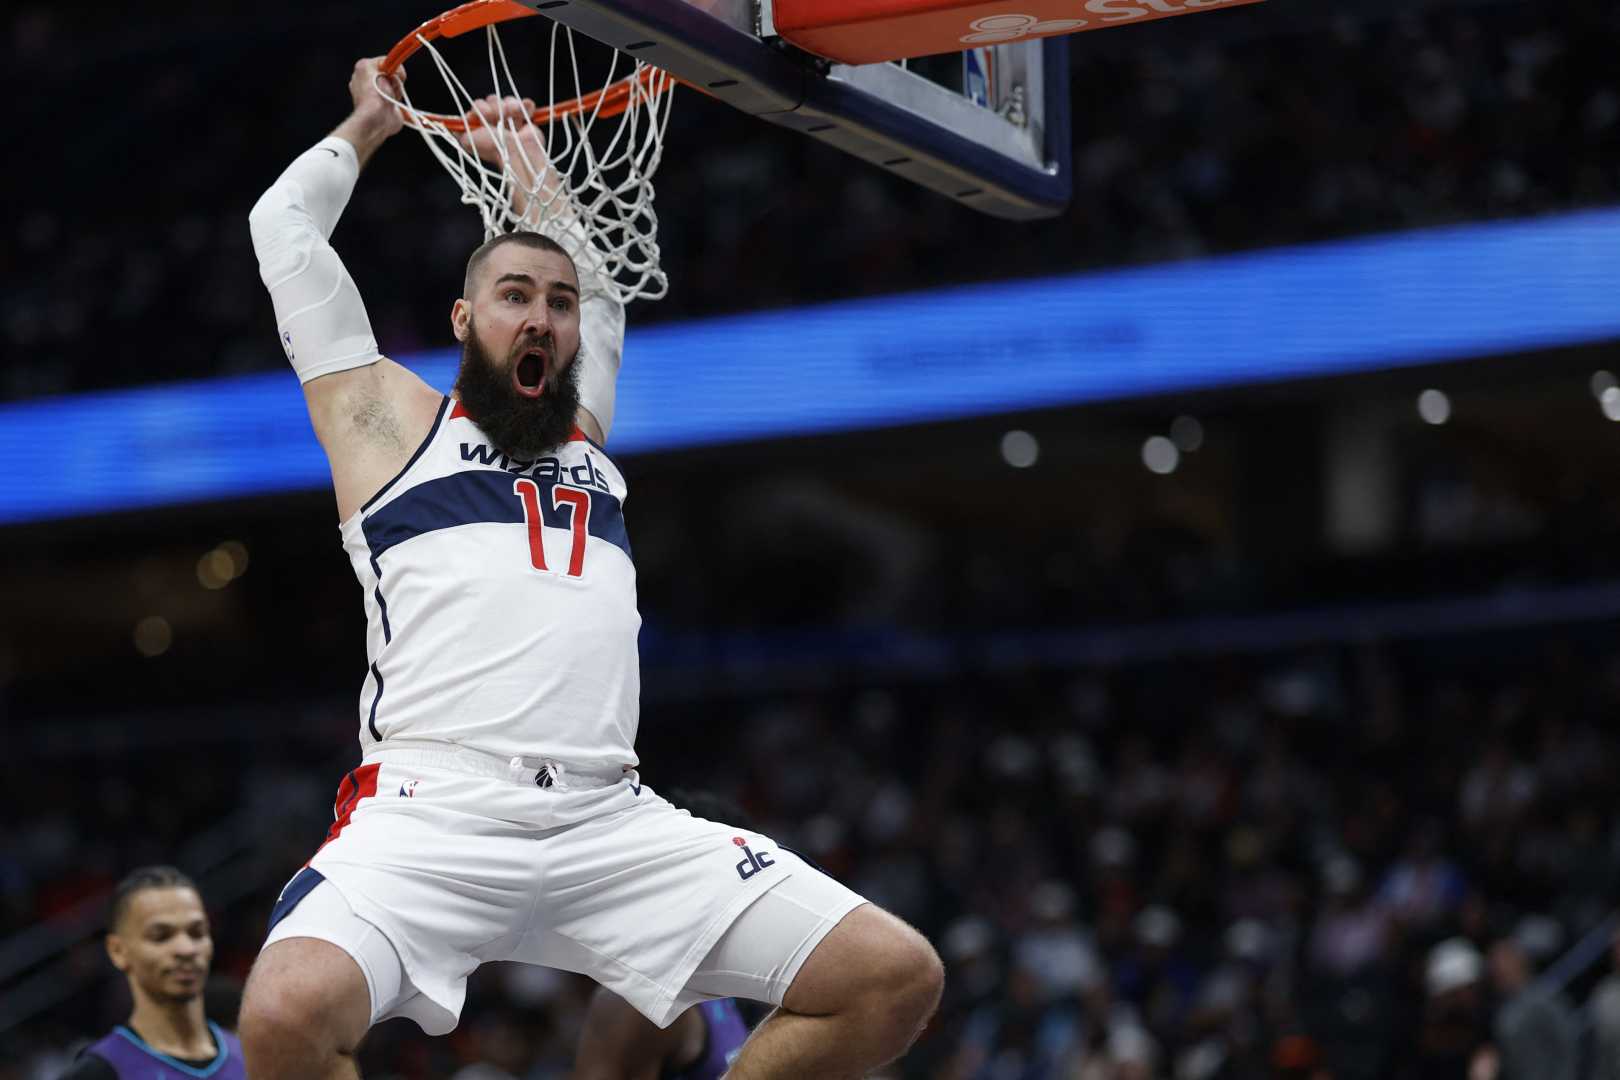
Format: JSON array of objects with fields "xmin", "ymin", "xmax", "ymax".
[
  {"xmin": 108, "ymin": 865, "xmax": 198, "ymax": 933},
  {"xmin": 463, "ymin": 231, "xmax": 577, "ymax": 297}
]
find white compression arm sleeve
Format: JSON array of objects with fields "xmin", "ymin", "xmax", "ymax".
[
  {"xmin": 541, "ymin": 211, "xmax": 624, "ymax": 440},
  {"xmin": 248, "ymin": 136, "xmax": 383, "ymax": 384},
  {"xmin": 577, "ymin": 288, "xmax": 625, "ymax": 439}
]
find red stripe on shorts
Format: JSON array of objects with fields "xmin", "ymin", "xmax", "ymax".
[{"xmin": 315, "ymin": 763, "xmax": 380, "ymax": 854}]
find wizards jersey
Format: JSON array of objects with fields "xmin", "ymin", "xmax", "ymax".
[
  {"xmin": 339, "ymin": 398, "xmax": 641, "ymax": 770},
  {"xmin": 79, "ymin": 1022, "xmax": 244, "ymax": 1079}
]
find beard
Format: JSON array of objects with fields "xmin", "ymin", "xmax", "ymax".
[{"xmin": 453, "ymin": 318, "xmax": 583, "ymax": 461}]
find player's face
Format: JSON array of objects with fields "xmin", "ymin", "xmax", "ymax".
[
  {"xmin": 463, "ymin": 244, "xmax": 582, "ymax": 396},
  {"xmin": 452, "ymin": 245, "xmax": 585, "ymax": 459},
  {"xmin": 106, "ymin": 887, "xmax": 212, "ymax": 1006}
]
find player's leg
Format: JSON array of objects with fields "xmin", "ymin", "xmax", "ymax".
[
  {"xmin": 239, "ymin": 868, "xmax": 428, "ymax": 1079},
  {"xmin": 683, "ymin": 864, "xmax": 943, "ymax": 1079},
  {"xmin": 238, "ymin": 936, "xmax": 372, "ymax": 1079}
]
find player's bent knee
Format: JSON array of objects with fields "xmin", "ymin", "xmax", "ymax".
[
  {"xmin": 240, "ymin": 937, "xmax": 371, "ymax": 1064},
  {"xmin": 871, "ymin": 926, "xmax": 944, "ymax": 1030},
  {"xmin": 842, "ymin": 921, "xmax": 942, "ymax": 1061},
  {"xmin": 790, "ymin": 905, "xmax": 943, "ymax": 1046}
]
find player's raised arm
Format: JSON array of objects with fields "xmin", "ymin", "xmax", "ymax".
[
  {"xmin": 248, "ymin": 57, "xmax": 443, "ymax": 520},
  {"xmin": 458, "ymin": 96, "xmax": 626, "ymax": 447}
]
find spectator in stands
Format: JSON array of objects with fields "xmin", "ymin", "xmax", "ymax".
[
  {"xmin": 1587, "ymin": 927, "xmax": 1620, "ymax": 1080},
  {"xmin": 1487, "ymin": 936, "xmax": 1578, "ymax": 1080},
  {"xmin": 1378, "ymin": 822, "xmax": 1468, "ymax": 930},
  {"xmin": 944, "ymin": 960, "xmax": 1082, "ymax": 1080},
  {"xmin": 1071, "ymin": 1023, "xmax": 1158, "ymax": 1080},
  {"xmin": 1402, "ymin": 937, "xmax": 1490, "ymax": 1080},
  {"xmin": 1308, "ymin": 856, "xmax": 1388, "ymax": 980}
]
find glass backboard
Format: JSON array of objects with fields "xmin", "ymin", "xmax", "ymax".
[{"xmin": 519, "ymin": 0, "xmax": 1072, "ymax": 220}]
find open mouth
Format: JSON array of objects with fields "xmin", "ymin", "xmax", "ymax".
[{"xmin": 513, "ymin": 349, "xmax": 548, "ymax": 399}]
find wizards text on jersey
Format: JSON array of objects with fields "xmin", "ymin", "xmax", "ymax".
[{"xmin": 458, "ymin": 441, "xmax": 614, "ymax": 494}]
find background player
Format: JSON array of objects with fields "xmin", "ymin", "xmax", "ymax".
[
  {"xmin": 576, "ymin": 989, "xmax": 751, "ymax": 1080},
  {"xmin": 237, "ymin": 57, "xmax": 942, "ymax": 1080},
  {"xmin": 58, "ymin": 866, "xmax": 243, "ymax": 1080}
]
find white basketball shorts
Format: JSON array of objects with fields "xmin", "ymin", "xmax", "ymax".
[{"xmin": 261, "ymin": 744, "xmax": 867, "ymax": 1036}]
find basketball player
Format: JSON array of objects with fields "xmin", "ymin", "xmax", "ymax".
[
  {"xmin": 59, "ymin": 866, "xmax": 244, "ymax": 1080},
  {"xmin": 237, "ymin": 57, "xmax": 942, "ymax": 1079}
]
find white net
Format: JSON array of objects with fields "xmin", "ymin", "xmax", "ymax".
[{"xmin": 382, "ymin": 19, "xmax": 676, "ymax": 305}]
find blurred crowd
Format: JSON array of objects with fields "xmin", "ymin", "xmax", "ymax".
[
  {"xmin": 5, "ymin": 1, "xmax": 1620, "ymax": 400},
  {"xmin": 8, "ymin": 627, "xmax": 1620, "ymax": 1079}
]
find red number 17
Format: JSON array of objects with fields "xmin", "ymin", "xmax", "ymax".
[{"xmin": 513, "ymin": 478, "xmax": 591, "ymax": 578}]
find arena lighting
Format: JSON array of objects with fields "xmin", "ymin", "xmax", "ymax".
[
  {"xmin": 132, "ymin": 616, "xmax": 172, "ymax": 658},
  {"xmin": 1142, "ymin": 436, "xmax": 1180, "ymax": 475},
  {"xmin": 1417, "ymin": 389, "xmax": 1452, "ymax": 426},
  {"xmin": 196, "ymin": 549, "xmax": 234, "ymax": 590},
  {"xmin": 1169, "ymin": 416, "xmax": 1204, "ymax": 452},
  {"xmin": 5, "ymin": 207, "xmax": 1620, "ymax": 525},
  {"xmin": 219, "ymin": 540, "xmax": 250, "ymax": 577},
  {"xmin": 1602, "ymin": 387, "xmax": 1620, "ymax": 423},
  {"xmin": 1000, "ymin": 430, "xmax": 1040, "ymax": 468}
]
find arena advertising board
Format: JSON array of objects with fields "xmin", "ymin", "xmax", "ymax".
[{"xmin": 2, "ymin": 208, "xmax": 1617, "ymax": 524}]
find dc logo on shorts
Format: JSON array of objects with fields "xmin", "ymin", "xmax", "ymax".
[{"xmin": 733, "ymin": 836, "xmax": 775, "ymax": 881}]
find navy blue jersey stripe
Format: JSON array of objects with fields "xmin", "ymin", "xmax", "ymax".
[
  {"xmin": 361, "ymin": 469, "xmax": 632, "ymax": 564},
  {"xmin": 358, "ymin": 396, "xmax": 451, "ymax": 515},
  {"xmin": 367, "ymin": 664, "xmax": 384, "ymax": 741},
  {"xmin": 369, "ymin": 554, "xmax": 391, "ymax": 643},
  {"xmin": 266, "ymin": 867, "xmax": 326, "ymax": 936}
]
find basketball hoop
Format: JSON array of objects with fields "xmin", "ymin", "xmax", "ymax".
[{"xmin": 378, "ymin": 0, "xmax": 677, "ymax": 304}]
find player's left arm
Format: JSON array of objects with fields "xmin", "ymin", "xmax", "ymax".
[
  {"xmin": 458, "ymin": 96, "xmax": 625, "ymax": 447},
  {"xmin": 572, "ymin": 986, "xmax": 680, "ymax": 1080}
]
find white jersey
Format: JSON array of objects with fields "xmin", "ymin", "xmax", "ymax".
[{"xmin": 339, "ymin": 398, "xmax": 641, "ymax": 769}]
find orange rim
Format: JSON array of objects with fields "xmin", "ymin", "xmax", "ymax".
[{"xmin": 380, "ymin": 0, "xmax": 677, "ymax": 132}]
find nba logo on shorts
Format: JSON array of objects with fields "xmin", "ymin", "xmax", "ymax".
[
  {"xmin": 399, "ymin": 778, "xmax": 419, "ymax": 798},
  {"xmin": 732, "ymin": 836, "xmax": 775, "ymax": 881},
  {"xmin": 281, "ymin": 330, "xmax": 295, "ymax": 361}
]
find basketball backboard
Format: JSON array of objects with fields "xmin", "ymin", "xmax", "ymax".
[{"xmin": 518, "ymin": 0, "xmax": 1072, "ymax": 220}]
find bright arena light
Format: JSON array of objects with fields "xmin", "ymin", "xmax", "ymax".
[
  {"xmin": 1170, "ymin": 415, "xmax": 1205, "ymax": 452},
  {"xmin": 1417, "ymin": 389, "xmax": 1451, "ymax": 425},
  {"xmin": 220, "ymin": 540, "xmax": 250, "ymax": 577},
  {"xmin": 197, "ymin": 541, "xmax": 249, "ymax": 590},
  {"xmin": 1602, "ymin": 386, "xmax": 1620, "ymax": 422},
  {"xmin": 1000, "ymin": 430, "xmax": 1039, "ymax": 468},
  {"xmin": 133, "ymin": 616, "xmax": 173, "ymax": 658},
  {"xmin": 197, "ymin": 549, "xmax": 234, "ymax": 590},
  {"xmin": 1142, "ymin": 436, "xmax": 1180, "ymax": 475}
]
